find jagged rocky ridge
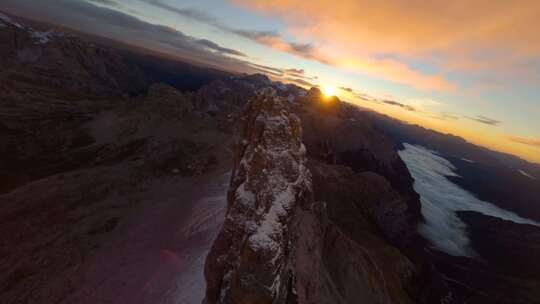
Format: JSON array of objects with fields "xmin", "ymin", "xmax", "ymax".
[{"xmin": 204, "ymin": 88, "xmax": 313, "ymax": 303}]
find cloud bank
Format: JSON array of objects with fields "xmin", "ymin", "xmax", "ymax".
[{"xmin": 399, "ymin": 143, "xmax": 540, "ymax": 257}]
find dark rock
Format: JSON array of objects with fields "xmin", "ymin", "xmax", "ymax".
[
  {"xmin": 292, "ymin": 93, "xmax": 422, "ymax": 249},
  {"xmin": 204, "ymin": 88, "xmax": 313, "ymax": 303}
]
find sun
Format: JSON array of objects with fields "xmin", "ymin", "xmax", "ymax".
[{"xmin": 322, "ymin": 85, "xmax": 337, "ymax": 97}]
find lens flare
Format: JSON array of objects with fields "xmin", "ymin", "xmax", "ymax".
[{"xmin": 322, "ymin": 85, "xmax": 337, "ymax": 97}]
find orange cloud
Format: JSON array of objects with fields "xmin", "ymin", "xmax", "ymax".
[
  {"xmin": 233, "ymin": 29, "xmax": 455, "ymax": 91},
  {"xmin": 336, "ymin": 57, "xmax": 455, "ymax": 91},
  {"xmin": 232, "ymin": 0, "xmax": 540, "ymax": 89}
]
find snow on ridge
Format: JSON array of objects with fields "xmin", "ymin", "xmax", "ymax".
[
  {"xmin": 0, "ymin": 12, "xmax": 25, "ymax": 29},
  {"xmin": 519, "ymin": 169, "xmax": 536, "ymax": 180},
  {"xmin": 30, "ymin": 29, "xmax": 55, "ymax": 44},
  {"xmin": 0, "ymin": 13, "xmax": 59, "ymax": 43},
  {"xmin": 0, "ymin": 12, "xmax": 12, "ymax": 24},
  {"xmin": 213, "ymin": 88, "xmax": 313, "ymax": 301},
  {"xmin": 232, "ymin": 89, "xmax": 310, "ymax": 254}
]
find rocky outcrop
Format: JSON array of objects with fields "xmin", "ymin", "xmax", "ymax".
[
  {"xmin": 204, "ymin": 88, "xmax": 416, "ymax": 304},
  {"xmin": 203, "ymin": 88, "xmax": 314, "ymax": 303},
  {"xmin": 308, "ymin": 160, "xmax": 417, "ymax": 304}
]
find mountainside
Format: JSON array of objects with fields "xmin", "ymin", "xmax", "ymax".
[{"xmin": 1, "ymin": 14, "xmax": 540, "ymax": 304}]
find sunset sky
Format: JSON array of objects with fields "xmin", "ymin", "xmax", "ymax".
[{"xmin": 1, "ymin": 0, "xmax": 539, "ymax": 163}]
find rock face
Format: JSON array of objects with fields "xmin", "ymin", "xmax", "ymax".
[
  {"xmin": 293, "ymin": 90, "xmax": 422, "ymax": 250},
  {"xmin": 448, "ymin": 211, "xmax": 540, "ymax": 303},
  {"xmin": 307, "ymin": 161, "xmax": 417, "ymax": 304},
  {"xmin": 204, "ymin": 89, "xmax": 416, "ymax": 304},
  {"xmin": 204, "ymin": 88, "xmax": 314, "ymax": 303}
]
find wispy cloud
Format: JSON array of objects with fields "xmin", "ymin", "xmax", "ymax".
[
  {"xmin": 507, "ymin": 136, "xmax": 540, "ymax": 148},
  {"xmin": 246, "ymin": 62, "xmax": 284, "ymax": 77},
  {"xmin": 380, "ymin": 99, "xmax": 416, "ymax": 112},
  {"xmin": 285, "ymin": 77, "xmax": 317, "ymax": 88},
  {"xmin": 195, "ymin": 38, "xmax": 246, "ymax": 57},
  {"xmin": 342, "ymin": 86, "xmax": 417, "ymax": 111},
  {"xmin": 283, "ymin": 68, "xmax": 318, "ymax": 83},
  {"xmin": 284, "ymin": 68, "xmax": 304, "ymax": 75},
  {"xmin": 229, "ymin": 29, "xmax": 329, "ymax": 64},
  {"xmin": 464, "ymin": 115, "xmax": 502, "ymax": 126},
  {"xmin": 341, "ymin": 86, "xmax": 464, "ymax": 120},
  {"xmin": 432, "ymin": 112, "xmax": 460, "ymax": 121},
  {"xmin": 138, "ymin": 0, "xmax": 219, "ymax": 25},
  {"xmin": 85, "ymin": 0, "xmax": 120, "ymax": 7},
  {"xmin": 138, "ymin": 0, "xmax": 315, "ymax": 60}
]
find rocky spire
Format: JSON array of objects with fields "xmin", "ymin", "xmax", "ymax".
[{"xmin": 203, "ymin": 88, "xmax": 315, "ymax": 304}]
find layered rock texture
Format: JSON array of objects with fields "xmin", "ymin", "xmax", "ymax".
[{"xmin": 204, "ymin": 89, "xmax": 313, "ymax": 303}]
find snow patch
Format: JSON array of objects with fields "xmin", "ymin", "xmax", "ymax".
[
  {"xmin": 235, "ymin": 183, "xmax": 255, "ymax": 206},
  {"xmin": 519, "ymin": 169, "xmax": 536, "ymax": 180},
  {"xmin": 0, "ymin": 13, "xmax": 25, "ymax": 29},
  {"xmin": 0, "ymin": 12, "xmax": 12, "ymax": 24},
  {"xmin": 30, "ymin": 29, "xmax": 55, "ymax": 44},
  {"xmin": 248, "ymin": 185, "xmax": 295, "ymax": 251},
  {"xmin": 235, "ymin": 93, "xmax": 310, "ymax": 262},
  {"xmin": 287, "ymin": 94, "xmax": 295, "ymax": 103}
]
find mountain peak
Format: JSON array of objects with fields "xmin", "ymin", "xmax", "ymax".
[{"xmin": 204, "ymin": 89, "xmax": 313, "ymax": 303}]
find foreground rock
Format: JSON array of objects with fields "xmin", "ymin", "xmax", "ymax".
[{"xmin": 204, "ymin": 88, "xmax": 314, "ymax": 303}]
